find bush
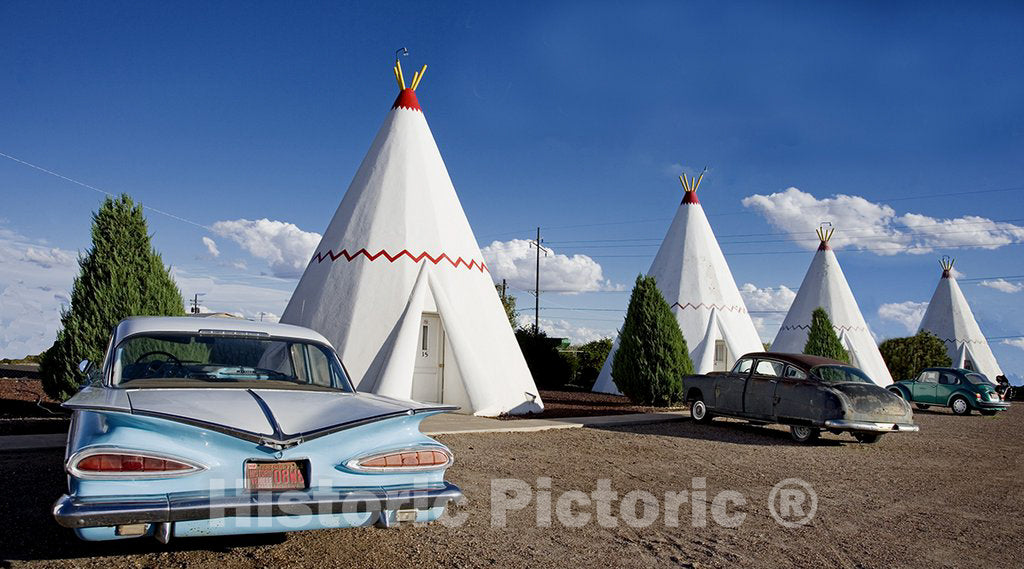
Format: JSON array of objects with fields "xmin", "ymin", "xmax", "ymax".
[
  {"xmin": 612, "ymin": 275, "xmax": 692, "ymax": 406},
  {"xmin": 515, "ymin": 328, "xmax": 573, "ymax": 390},
  {"xmin": 879, "ymin": 330, "xmax": 952, "ymax": 380},
  {"xmin": 39, "ymin": 195, "xmax": 185, "ymax": 400},
  {"xmin": 572, "ymin": 338, "xmax": 613, "ymax": 391},
  {"xmin": 803, "ymin": 307, "xmax": 850, "ymax": 363}
]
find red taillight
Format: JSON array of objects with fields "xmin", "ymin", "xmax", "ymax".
[
  {"xmin": 75, "ymin": 453, "xmax": 195, "ymax": 474},
  {"xmin": 353, "ymin": 449, "xmax": 451, "ymax": 471}
]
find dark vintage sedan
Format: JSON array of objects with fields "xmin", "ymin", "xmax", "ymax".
[
  {"xmin": 683, "ymin": 353, "xmax": 918, "ymax": 443},
  {"xmin": 888, "ymin": 368, "xmax": 1010, "ymax": 416}
]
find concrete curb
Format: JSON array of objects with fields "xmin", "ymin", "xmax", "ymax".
[
  {"xmin": 0, "ymin": 411, "xmax": 690, "ymax": 451},
  {"xmin": 420, "ymin": 410, "xmax": 689, "ymax": 435},
  {"xmin": 0, "ymin": 433, "xmax": 66, "ymax": 452}
]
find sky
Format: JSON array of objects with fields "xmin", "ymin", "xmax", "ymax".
[{"xmin": 2, "ymin": 1, "xmax": 1023, "ymax": 381}]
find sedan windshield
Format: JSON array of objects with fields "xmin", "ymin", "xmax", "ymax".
[
  {"xmin": 812, "ymin": 365, "xmax": 875, "ymax": 385},
  {"xmin": 964, "ymin": 372, "xmax": 994, "ymax": 386},
  {"xmin": 111, "ymin": 333, "xmax": 352, "ymax": 391}
]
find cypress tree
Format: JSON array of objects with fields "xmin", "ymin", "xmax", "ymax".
[
  {"xmin": 40, "ymin": 195, "xmax": 185, "ymax": 400},
  {"xmin": 612, "ymin": 275, "xmax": 693, "ymax": 406},
  {"xmin": 802, "ymin": 307, "xmax": 850, "ymax": 363}
]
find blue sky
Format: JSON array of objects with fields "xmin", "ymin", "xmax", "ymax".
[{"xmin": 2, "ymin": 1, "xmax": 1022, "ymax": 380}]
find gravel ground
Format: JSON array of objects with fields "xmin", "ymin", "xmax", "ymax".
[{"xmin": 1, "ymin": 407, "xmax": 1020, "ymax": 568}]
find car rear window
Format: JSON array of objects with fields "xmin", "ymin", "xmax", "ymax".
[
  {"xmin": 812, "ymin": 365, "xmax": 875, "ymax": 385},
  {"xmin": 111, "ymin": 333, "xmax": 352, "ymax": 391}
]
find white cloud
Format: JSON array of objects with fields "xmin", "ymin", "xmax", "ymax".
[
  {"xmin": 201, "ymin": 236, "xmax": 220, "ymax": 258},
  {"xmin": 738, "ymin": 283, "xmax": 796, "ymax": 342},
  {"xmin": 1002, "ymin": 338, "xmax": 1024, "ymax": 351},
  {"xmin": 979, "ymin": 279, "xmax": 1024, "ymax": 294},
  {"xmin": 170, "ymin": 268, "xmax": 292, "ymax": 322},
  {"xmin": 211, "ymin": 219, "xmax": 321, "ymax": 278},
  {"xmin": 877, "ymin": 301, "xmax": 929, "ymax": 333},
  {"xmin": 23, "ymin": 246, "xmax": 75, "ymax": 269},
  {"xmin": 481, "ymin": 239, "xmax": 620, "ymax": 294},
  {"xmin": 519, "ymin": 315, "xmax": 616, "ymax": 344},
  {"xmin": 0, "ymin": 229, "xmax": 79, "ymax": 358},
  {"xmin": 742, "ymin": 187, "xmax": 1024, "ymax": 255},
  {"xmin": 739, "ymin": 283, "xmax": 796, "ymax": 311}
]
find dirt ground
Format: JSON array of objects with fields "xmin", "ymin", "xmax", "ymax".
[
  {"xmin": 0, "ymin": 379, "xmax": 67, "ymax": 436},
  {"xmin": 502, "ymin": 389, "xmax": 684, "ymax": 419},
  {"xmin": 1, "ymin": 407, "xmax": 1020, "ymax": 568}
]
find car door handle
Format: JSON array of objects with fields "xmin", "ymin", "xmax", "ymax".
[{"xmin": 770, "ymin": 380, "xmax": 778, "ymax": 384}]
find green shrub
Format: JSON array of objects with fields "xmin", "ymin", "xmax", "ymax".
[
  {"xmin": 879, "ymin": 330, "xmax": 952, "ymax": 380},
  {"xmin": 515, "ymin": 328, "xmax": 572, "ymax": 390},
  {"xmin": 612, "ymin": 275, "xmax": 692, "ymax": 406},
  {"xmin": 39, "ymin": 195, "xmax": 185, "ymax": 400},
  {"xmin": 803, "ymin": 307, "xmax": 850, "ymax": 363},
  {"xmin": 572, "ymin": 338, "xmax": 613, "ymax": 390}
]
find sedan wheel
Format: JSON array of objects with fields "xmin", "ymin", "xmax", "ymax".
[
  {"xmin": 691, "ymin": 399, "xmax": 713, "ymax": 423},
  {"xmin": 950, "ymin": 396, "xmax": 971, "ymax": 416},
  {"xmin": 790, "ymin": 425, "xmax": 820, "ymax": 443},
  {"xmin": 854, "ymin": 432, "xmax": 883, "ymax": 444}
]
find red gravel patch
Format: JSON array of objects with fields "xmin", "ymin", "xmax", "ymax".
[{"xmin": 500, "ymin": 389, "xmax": 684, "ymax": 420}]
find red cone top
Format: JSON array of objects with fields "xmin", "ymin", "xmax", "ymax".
[
  {"xmin": 392, "ymin": 89, "xmax": 422, "ymax": 112},
  {"xmin": 941, "ymin": 269, "xmax": 950, "ymax": 279},
  {"xmin": 817, "ymin": 240, "xmax": 830, "ymax": 251},
  {"xmin": 682, "ymin": 190, "xmax": 700, "ymax": 205}
]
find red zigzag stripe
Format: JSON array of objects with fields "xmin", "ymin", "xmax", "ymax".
[
  {"xmin": 312, "ymin": 248, "xmax": 488, "ymax": 273},
  {"xmin": 671, "ymin": 302, "xmax": 748, "ymax": 314}
]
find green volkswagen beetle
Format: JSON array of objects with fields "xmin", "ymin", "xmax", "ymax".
[{"xmin": 888, "ymin": 368, "xmax": 1010, "ymax": 416}]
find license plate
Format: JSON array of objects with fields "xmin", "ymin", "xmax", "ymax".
[{"xmin": 245, "ymin": 461, "xmax": 307, "ymax": 491}]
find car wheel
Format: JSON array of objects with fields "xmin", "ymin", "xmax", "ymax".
[
  {"xmin": 950, "ymin": 396, "xmax": 971, "ymax": 416},
  {"xmin": 690, "ymin": 399, "xmax": 713, "ymax": 423},
  {"xmin": 854, "ymin": 432, "xmax": 883, "ymax": 444},
  {"xmin": 980, "ymin": 410, "xmax": 997, "ymax": 416},
  {"xmin": 789, "ymin": 425, "xmax": 820, "ymax": 443},
  {"xmin": 915, "ymin": 404, "xmax": 930, "ymax": 410}
]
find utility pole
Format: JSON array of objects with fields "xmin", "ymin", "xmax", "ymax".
[
  {"xmin": 529, "ymin": 227, "xmax": 549, "ymax": 335},
  {"xmin": 189, "ymin": 293, "xmax": 205, "ymax": 314}
]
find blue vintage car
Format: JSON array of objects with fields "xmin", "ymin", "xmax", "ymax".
[{"xmin": 53, "ymin": 316, "xmax": 462, "ymax": 542}]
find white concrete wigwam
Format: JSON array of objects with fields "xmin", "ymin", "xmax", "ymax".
[
  {"xmin": 281, "ymin": 58, "xmax": 542, "ymax": 416},
  {"xmin": 918, "ymin": 257, "xmax": 1003, "ymax": 380},
  {"xmin": 593, "ymin": 170, "xmax": 764, "ymax": 394},
  {"xmin": 770, "ymin": 227, "xmax": 893, "ymax": 386}
]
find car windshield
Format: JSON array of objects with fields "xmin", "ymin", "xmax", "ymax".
[
  {"xmin": 964, "ymin": 372, "xmax": 994, "ymax": 386},
  {"xmin": 811, "ymin": 365, "xmax": 875, "ymax": 385},
  {"xmin": 111, "ymin": 332, "xmax": 352, "ymax": 391}
]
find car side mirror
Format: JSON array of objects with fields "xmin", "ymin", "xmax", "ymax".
[{"xmin": 78, "ymin": 360, "xmax": 91, "ymax": 374}]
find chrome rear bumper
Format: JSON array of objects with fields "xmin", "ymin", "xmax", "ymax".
[
  {"xmin": 977, "ymin": 401, "xmax": 1010, "ymax": 410},
  {"xmin": 824, "ymin": 420, "xmax": 920, "ymax": 433},
  {"xmin": 54, "ymin": 482, "xmax": 462, "ymax": 529}
]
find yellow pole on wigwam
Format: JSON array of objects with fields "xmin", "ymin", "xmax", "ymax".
[
  {"xmin": 411, "ymin": 64, "xmax": 427, "ymax": 90},
  {"xmin": 394, "ymin": 59, "xmax": 406, "ymax": 90}
]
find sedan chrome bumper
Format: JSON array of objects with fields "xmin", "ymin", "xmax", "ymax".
[
  {"xmin": 53, "ymin": 482, "xmax": 462, "ymax": 529},
  {"xmin": 823, "ymin": 420, "xmax": 920, "ymax": 433}
]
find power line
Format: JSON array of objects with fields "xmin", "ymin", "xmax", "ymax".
[
  {"xmin": 494, "ymin": 184, "xmax": 1024, "ymax": 242},
  {"xmin": 0, "ymin": 151, "xmax": 214, "ymax": 231}
]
